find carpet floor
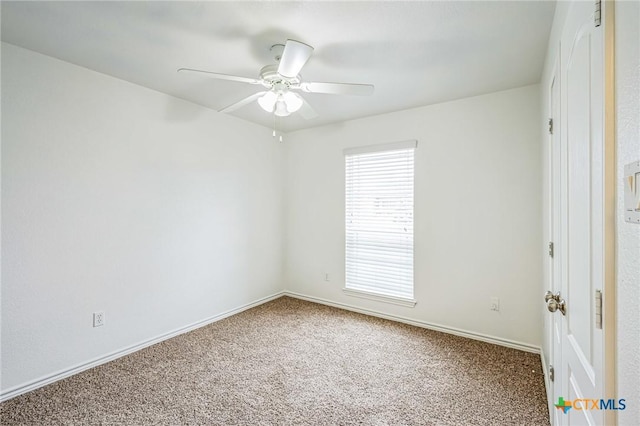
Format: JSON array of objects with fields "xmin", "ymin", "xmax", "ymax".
[{"xmin": 0, "ymin": 297, "xmax": 549, "ymax": 425}]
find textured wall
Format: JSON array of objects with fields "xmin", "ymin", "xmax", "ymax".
[
  {"xmin": 1, "ymin": 43, "xmax": 285, "ymax": 394},
  {"xmin": 615, "ymin": 1, "xmax": 640, "ymax": 424},
  {"xmin": 284, "ymin": 85, "xmax": 542, "ymax": 347}
]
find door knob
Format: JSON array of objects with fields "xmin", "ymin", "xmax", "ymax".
[
  {"xmin": 544, "ymin": 291, "xmax": 556, "ymax": 303},
  {"xmin": 547, "ymin": 297, "xmax": 567, "ymax": 316},
  {"xmin": 544, "ymin": 291, "xmax": 561, "ymax": 303}
]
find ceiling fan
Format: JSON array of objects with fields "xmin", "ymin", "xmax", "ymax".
[{"xmin": 178, "ymin": 39, "xmax": 374, "ymax": 119}]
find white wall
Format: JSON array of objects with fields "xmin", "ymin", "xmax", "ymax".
[
  {"xmin": 615, "ymin": 1, "xmax": 640, "ymax": 424},
  {"xmin": 284, "ymin": 85, "xmax": 542, "ymax": 347},
  {"xmin": 1, "ymin": 43, "xmax": 285, "ymax": 394}
]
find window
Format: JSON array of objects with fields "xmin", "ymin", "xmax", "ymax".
[{"xmin": 344, "ymin": 140, "xmax": 416, "ymax": 305}]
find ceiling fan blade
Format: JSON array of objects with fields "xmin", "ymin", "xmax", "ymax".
[
  {"xmin": 178, "ymin": 68, "xmax": 262, "ymax": 85},
  {"xmin": 300, "ymin": 81, "xmax": 374, "ymax": 96},
  {"xmin": 219, "ymin": 91, "xmax": 267, "ymax": 113},
  {"xmin": 277, "ymin": 40, "xmax": 314, "ymax": 78},
  {"xmin": 298, "ymin": 98, "xmax": 318, "ymax": 120}
]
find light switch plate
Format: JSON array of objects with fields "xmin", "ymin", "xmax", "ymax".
[{"xmin": 624, "ymin": 160, "xmax": 640, "ymax": 224}]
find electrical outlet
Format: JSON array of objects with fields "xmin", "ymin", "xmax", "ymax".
[
  {"xmin": 93, "ymin": 311, "xmax": 105, "ymax": 327},
  {"xmin": 324, "ymin": 273, "xmax": 330, "ymax": 282},
  {"xmin": 490, "ymin": 297, "xmax": 500, "ymax": 312}
]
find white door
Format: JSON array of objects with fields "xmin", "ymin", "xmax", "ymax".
[{"xmin": 553, "ymin": 1, "xmax": 605, "ymax": 425}]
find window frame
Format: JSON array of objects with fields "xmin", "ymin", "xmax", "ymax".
[{"xmin": 343, "ymin": 140, "xmax": 417, "ymax": 307}]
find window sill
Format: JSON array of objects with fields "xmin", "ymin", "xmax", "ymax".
[{"xmin": 342, "ymin": 288, "xmax": 417, "ymax": 308}]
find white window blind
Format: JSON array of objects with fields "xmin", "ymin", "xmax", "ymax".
[{"xmin": 345, "ymin": 141, "xmax": 415, "ymax": 301}]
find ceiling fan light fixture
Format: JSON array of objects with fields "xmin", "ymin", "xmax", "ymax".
[
  {"xmin": 274, "ymin": 97, "xmax": 291, "ymax": 117},
  {"xmin": 282, "ymin": 92, "xmax": 303, "ymax": 113},
  {"xmin": 258, "ymin": 91, "xmax": 277, "ymax": 112}
]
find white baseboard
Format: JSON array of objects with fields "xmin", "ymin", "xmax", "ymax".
[
  {"xmin": 284, "ymin": 291, "xmax": 541, "ymax": 354},
  {"xmin": 0, "ymin": 291, "xmax": 285, "ymax": 403},
  {"xmin": 2, "ymin": 290, "xmax": 542, "ymax": 403}
]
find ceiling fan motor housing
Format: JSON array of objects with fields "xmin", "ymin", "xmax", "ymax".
[{"xmin": 260, "ymin": 64, "xmax": 300, "ymax": 91}]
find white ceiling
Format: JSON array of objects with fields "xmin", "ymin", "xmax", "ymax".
[{"xmin": 1, "ymin": 1, "xmax": 556, "ymax": 132}]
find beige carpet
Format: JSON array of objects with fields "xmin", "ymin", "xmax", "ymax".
[{"xmin": 0, "ymin": 297, "xmax": 549, "ymax": 425}]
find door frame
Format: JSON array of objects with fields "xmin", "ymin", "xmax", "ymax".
[{"xmin": 602, "ymin": 2, "xmax": 616, "ymax": 425}]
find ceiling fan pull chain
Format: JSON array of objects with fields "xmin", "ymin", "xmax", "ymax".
[
  {"xmin": 272, "ymin": 113, "xmax": 277, "ymax": 138},
  {"xmin": 277, "ymin": 115, "xmax": 283, "ymax": 143}
]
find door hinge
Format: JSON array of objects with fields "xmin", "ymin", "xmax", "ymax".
[
  {"xmin": 548, "ymin": 118, "xmax": 554, "ymax": 135},
  {"xmin": 595, "ymin": 289, "xmax": 603, "ymax": 329},
  {"xmin": 595, "ymin": 0, "xmax": 602, "ymax": 27},
  {"xmin": 548, "ymin": 241, "xmax": 554, "ymax": 258},
  {"xmin": 549, "ymin": 365, "xmax": 555, "ymax": 382}
]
